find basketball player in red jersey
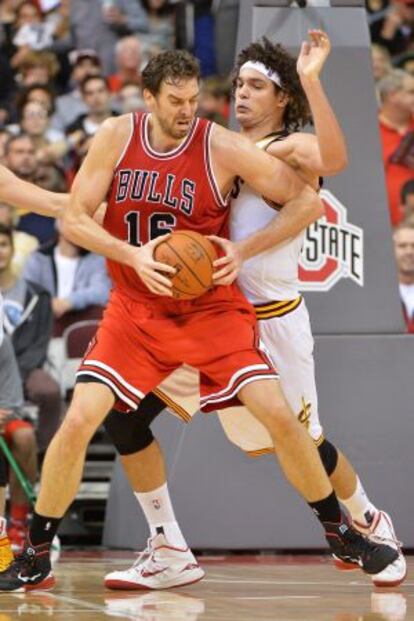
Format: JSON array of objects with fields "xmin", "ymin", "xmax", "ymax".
[
  {"xmin": 104, "ymin": 33, "xmax": 404, "ymax": 590},
  {"xmin": 0, "ymin": 50, "xmax": 398, "ymax": 592}
]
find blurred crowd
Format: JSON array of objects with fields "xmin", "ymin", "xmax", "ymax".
[
  {"xmin": 369, "ymin": 0, "xmax": 414, "ymax": 333},
  {"xmin": 0, "ymin": 0, "xmax": 413, "ymax": 553}
]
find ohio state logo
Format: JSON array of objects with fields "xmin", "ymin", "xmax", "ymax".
[{"xmin": 298, "ymin": 190, "xmax": 364, "ymax": 291}]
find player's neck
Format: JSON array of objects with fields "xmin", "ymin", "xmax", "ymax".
[
  {"xmin": 147, "ymin": 114, "xmax": 187, "ymax": 153},
  {"xmin": 241, "ymin": 119, "xmax": 284, "ymax": 143}
]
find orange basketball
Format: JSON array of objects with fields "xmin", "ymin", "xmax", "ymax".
[{"xmin": 154, "ymin": 230, "xmax": 218, "ymax": 300}]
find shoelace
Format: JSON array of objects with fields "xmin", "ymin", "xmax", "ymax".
[
  {"xmin": 133, "ymin": 538, "xmax": 167, "ymax": 576},
  {"xmin": 132, "ymin": 538, "xmax": 154, "ymax": 570}
]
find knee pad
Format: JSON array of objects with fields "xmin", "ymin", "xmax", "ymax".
[
  {"xmin": 103, "ymin": 392, "xmax": 164, "ymax": 455},
  {"xmin": 0, "ymin": 453, "xmax": 8, "ymax": 487},
  {"xmin": 318, "ymin": 438, "xmax": 339, "ymax": 476}
]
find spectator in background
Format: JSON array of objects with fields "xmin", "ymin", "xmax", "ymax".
[
  {"xmin": 100, "ymin": 0, "xmax": 149, "ymax": 38},
  {"xmin": 52, "ymin": 49, "xmax": 102, "ymax": 132},
  {"xmin": 371, "ymin": 44, "xmax": 392, "ymax": 82},
  {"xmin": 34, "ymin": 161, "xmax": 67, "ymax": 194},
  {"xmin": 396, "ymin": 50, "xmax": 414, "ymax": 75},
  {"xmin": 63, "ymin": 75, "xmax": 117, "ymax": 171},
  {"xmin": 8, "ymin": 101, "xmax": 65, "ymax": 160},
  {"xmin": 140, "ymin": 0, "xmax": 176, "ymax": 54},
  {"xmin": 0, "ymin": 203, "xmax": 38, "ymax": 276},
  {"xmin": 20, "ymin": 101, "xmax": 66, "ymax": 166},
  {"xmin": 0, "ymin": 334, "xmax": 37, "ymax": 553},
  {"xmin": 393, "ymin": 218, "xmax": 414, "ymax": 332},
  {"xmin": 370, "ymin": 0, "xmax": 414, "ymax": 57},
  {"xmin": 366, "ymin": 0, "xmax": 389, "ymax": 16},
  {"xmin": 117, "ymin": 82, "xmax": 145, "ymax": 114},
  {"xmin": 108, "ymin": 36, "xmax": 142, "ymax": 93},
  {"xmin": 0, "ymin": 223, "xmax": 61, "ymax": 462},
  {"xmin": 70, "ymin": 0, "xmax": 147, "ymax": 75},
  {"xmin": 16, "ymin": 49, "xmax": 60, "ymax": 87},
  {"xmin": 0, "ymin": 1, "xmax": 22, "ymax": 59},
  {"xmin": 400, "ymin": 179, "xmax": 414, "ymax": 217},
  {"xmin": 23, "ymin": 218, "xmax": 111, "ymax": 334},
  {"xmin": 16, "ymin": 82, "xmax": 56, "ymax": 122},
  {"xmin": 377, "ymin": 69, "xmax": 414, "ymax": 225},
  {"xmin": 3, "ymin": 134, "xmax": 55, "ymax": 244},
  {"xmin": 0, "ymin": 130, "xmax": 11, "ymax": 164},
  {"xmin": 198, "ymin": 76, "xmax": 231, "ymax": 126},
  {"xmin": 11, "ymin": 1, "xmax": 55, "ymax": 70}
]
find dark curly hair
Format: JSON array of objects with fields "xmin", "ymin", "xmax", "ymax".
[
  {"xmin": 142, "ymin": 50, "xmax": 200, "ymax": 96},
  {"xmin": 233, "ymin": 38, "xmax": 311, "ymax": 132}
]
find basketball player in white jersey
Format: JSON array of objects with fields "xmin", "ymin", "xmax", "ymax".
[{"xmin": 103, "ymin": 32, "xmax": 405, "ymax": 590}]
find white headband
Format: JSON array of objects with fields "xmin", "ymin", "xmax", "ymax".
[{"xmin": 240, "ymin": 61, "xmax": 283, "ymax": 88}]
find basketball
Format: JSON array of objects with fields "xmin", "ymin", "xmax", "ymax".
[{"xmin": 154, "ymin": 230, "xmax": 218, "ymax": 300}]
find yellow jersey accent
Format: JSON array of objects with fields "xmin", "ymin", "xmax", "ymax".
[
  {"xmin": 153, "ymin": 388, "xmax": 192, "ymax": 423},
  {"xmin": 254, "ymin": 296, "xmax": 302, "ymax": 320}
]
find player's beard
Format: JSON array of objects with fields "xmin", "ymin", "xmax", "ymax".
[{"xmin": 159, "ymin": 114, "xmax": 192, "ymax": 140}]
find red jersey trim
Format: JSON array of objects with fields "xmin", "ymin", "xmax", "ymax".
[
  {"xmin": 141, "ymin": 113, "xmax": 199, "ymax": 160},
  {"xmin": 204, "ymin": 123, "xmax": 230, "ymax": 209},
  {"xmin": 115, "ymin": 113, "xmax": 134, "ymax": 168}
]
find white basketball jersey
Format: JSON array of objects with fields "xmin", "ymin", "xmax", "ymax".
[{"xmin": 230, "ymin": 135, "xmax": 305, "ymax": 303}]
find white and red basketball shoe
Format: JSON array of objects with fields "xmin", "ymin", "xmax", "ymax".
[
  {"xmin": 335, "ymin": 510, "xmax": 406, "ymax": 587},
  {"xmin": 104, "ymin": 533, "xmax": 205, "ymax": 590}
]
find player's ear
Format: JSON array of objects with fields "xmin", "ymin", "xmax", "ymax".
[
  {"xmin": 143, "ymin": 88, "xmax": 155, "ymax": 110},
  {"xmin": 277, "ymin": 90, "xmax": 290, "ymax": 109}
]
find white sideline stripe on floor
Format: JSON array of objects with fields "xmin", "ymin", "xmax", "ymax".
[{"xmin": 234, "ymin": 595, "xmax": 321, "ymax": 600}]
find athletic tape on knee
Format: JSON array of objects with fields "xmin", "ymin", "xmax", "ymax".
[{"xmin": 318, "ymin": 438, "xmax": 339, "ymax": 476}]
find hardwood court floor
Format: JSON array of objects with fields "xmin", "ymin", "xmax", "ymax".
[{"xmin": 0, "ymin": 552, "xmax": 411, "ymax": 621}]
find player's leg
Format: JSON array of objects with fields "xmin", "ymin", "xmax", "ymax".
[
  {"xmin": 259, "ymin": 303, "xmax": 405, "ymax": 585},
  {"xmin": 237, "ymin": 378, "xmax": 398, "ymax": 575},
  {"xmin": 0, "ymin": 382, "xmax": 115, "ymax": 592},
  {"xmin": 103, "ymin": 391, "xmax": 204, "ymax": 590},
  {"xmin": 327, "ymin": 448, "xmax": 406, "ymax": 585}
]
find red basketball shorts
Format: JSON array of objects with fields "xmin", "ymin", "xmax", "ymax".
[{"xmin": 76, "ymin": 287, "xmax": 278, "ymax": 412}]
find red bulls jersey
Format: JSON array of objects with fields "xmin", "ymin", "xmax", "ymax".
[{"xmin": 104, "ymin": 112, "xmax": 230, "ymax": 302}]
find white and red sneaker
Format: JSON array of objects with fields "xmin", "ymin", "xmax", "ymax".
[
  {"xmin": 335, "ymin": 511, "xmax": 406, "ymax": 587},
  {"xmin": 104, "ymin": 534, "xmax": 205, "ymax": 591}
]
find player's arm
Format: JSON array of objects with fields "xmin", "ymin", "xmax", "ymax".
[
  {"xmin": 293, "ymin": 29, "xmax": 348, "ymax": 175},
  {"xmin": 211, "ymin": 127, "xmax": 324, "ymax": 283},
  {"xmin": 62, "ymin": 117, "xmax": 175, "ymax": 296},
  {"xmin": 0, "ymin": 165, "xmax": 68, "ymax": 218}
]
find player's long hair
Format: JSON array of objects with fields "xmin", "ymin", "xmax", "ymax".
[{"xmin": 233, "ymin": 38, "xmax": 311, "ymax": 133}]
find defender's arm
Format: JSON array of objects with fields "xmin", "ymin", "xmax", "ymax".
[
  {"xmin": 0, "ymin": 165, "xmax": 68, "ymax": 218},
  {"xmin": 294, "ymin": 29, "xmax": 348, "ymax": 175}
]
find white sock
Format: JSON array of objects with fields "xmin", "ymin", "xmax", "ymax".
[
  {"xmin": 135, "ymin": 483, "xmax": 188, "ymax": 548},
  {"xmin": 339, "ymin": 477, "xmax": 378, "ymax": 526}
]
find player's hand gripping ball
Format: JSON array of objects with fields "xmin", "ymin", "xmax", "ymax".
[{"xmin": 154, "ymin": 230, "xmax": 218, "ymax": 299}]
